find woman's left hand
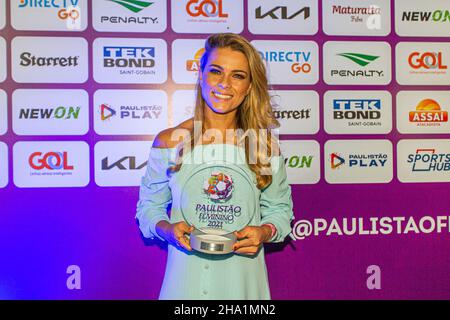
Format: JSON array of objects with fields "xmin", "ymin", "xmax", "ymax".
[{"xmin": 233, "ymin": 225, "xmax": 272, "ymax": 256}]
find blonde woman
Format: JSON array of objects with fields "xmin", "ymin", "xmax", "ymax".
[{"xmin": 136, "ymin": 33, "xmax": 294, "ymax": 300}]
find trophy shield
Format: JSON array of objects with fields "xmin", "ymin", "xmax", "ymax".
[{"xmin": 180, "ymin": 162, "xmax": 257, "ymax": 254}]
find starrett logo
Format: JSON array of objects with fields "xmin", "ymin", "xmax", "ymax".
[
  {"xmin": 108, "ymin": 0, "xmax": 154, "ymax": 13},
  {"xmin": 337, "ymin": 53, "xmax": 380, "ymax": 67}
]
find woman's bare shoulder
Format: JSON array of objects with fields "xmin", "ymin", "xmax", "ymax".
[{"xmin": 152, "ymin": 118, "xmax": 193, "ymax": 148}]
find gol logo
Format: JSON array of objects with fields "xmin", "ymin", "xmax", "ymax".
[
  {"xmin": 186, "ymin": 48, "xmax": 205, "ymax": 71},
  {"xmin": 409, "ymin": 99, "xmax": 448, "ymax": 124},
  {"xmin": 58, "ymin": 7, "xmax": 80, "ymax": 21},
  {"xmin": 186, "ymin": 0, "xmax": 228, "ymax": 18},
  {"xmin": 408, "ymin": 52, "xmax": 447, "ymax": 70},
  {"xmin": 29, "ymin": 152, "xmax": 74, "ymax": 170}
]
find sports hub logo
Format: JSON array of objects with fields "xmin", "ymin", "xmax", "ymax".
[
  {"xmin": 93, "ymin": 0, "xmax": 166, "ymax": 32},
  {"xmin": 398, "ymin": 139, "xmax": 450, "ymax": 183},
  {"xmin": 407, "ymin": 148, "xmax": 450, "ymax": 173}
]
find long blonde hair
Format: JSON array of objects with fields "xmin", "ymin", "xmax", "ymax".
[{"xmin": 171, "ymin": 33, "xmax": 279, "ymax": 190}]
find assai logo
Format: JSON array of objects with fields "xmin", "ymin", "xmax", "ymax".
[
  {"xmin": 407, "ymin": 149, "xmax": 450, "ymax": 172},
  {"xmin": 99, "ymin": 103, "xmax": 162, "ymax": 120},
  {"xmin": 0, "ymin": 142, "xmax": 7, "ymax": 188},
  {"xmin": 409, "ymin": 99, "xmax": 448, "ymax": 126},
  {"xmin": 19, "ymin": 106, "xmax": 80, "ymax": 120},
  {"xmin": 186, "ymin": 0, "xmax": 228, "ymax": 18},
  {"xmin": 332, "ymin": 52, "xmax": 383, "ymax": 78},
  {"xmin": 103, "ymin": 46, "xmax": 156, "ymax": 73},
  {"xmin": 259, "ymin": 50, "xmax": 312, "ymax": 75},
  {"xmin": 402, "ymin": 9, "xmax": 450, "ymax": 22},
  {"xmin": 186, "ymin": 48, "xmax": 205, "ymax": 72},
  {"xmin": 333, "ymin": 99, "xmax": 382, "ymax": 127},
  {"xmin": 408, "ymin": 51, "xmax": 447, "ymax": 74},
  {"xmin": 29, "ymin": 151, "xmax": 74, "ymax": 172},
  {"xmin": 255, "ymin": 5, "xmax": 310, "ymax": 20}
]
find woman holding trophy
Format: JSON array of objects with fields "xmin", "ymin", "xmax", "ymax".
[{"xmin": 136, "ymin": 33, "xmax": 294, "ymax": 300}]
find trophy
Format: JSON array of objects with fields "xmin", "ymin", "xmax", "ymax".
[{"xmin": 180, "ymin": 163, "xmax": 257, "ymax": 255}]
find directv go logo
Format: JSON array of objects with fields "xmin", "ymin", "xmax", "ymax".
[
  {"xmin": 19, "ymin": 0, "xmax": 82, "ymax": 30},
  {"xmin": 259, "ymin": 50, "xmax": 312, "ymax": 74}
]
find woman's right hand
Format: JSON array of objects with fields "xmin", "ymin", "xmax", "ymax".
[{"xmin": 156, "ymin": 220, "xmax": 194, "ymax": 251}]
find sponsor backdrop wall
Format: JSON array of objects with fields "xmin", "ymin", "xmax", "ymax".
[{"xmin": 0, "ymin": 0, "xmax": 449, "ymax": 299}]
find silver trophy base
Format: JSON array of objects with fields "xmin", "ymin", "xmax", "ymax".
[{"xmin": 190, "ymin": 228, "xmax": 237, "ymax": 255}]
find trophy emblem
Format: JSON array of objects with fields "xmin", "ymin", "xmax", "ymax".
[{"xmin": 180, "ymin": 163, "xmax": 257, "ymax": 255}]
